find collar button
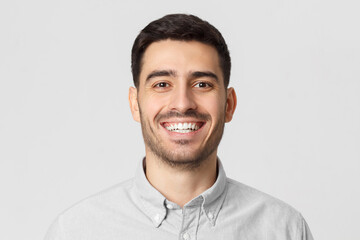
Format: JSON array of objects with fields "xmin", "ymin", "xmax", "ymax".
[
  {"xmin": 182, "ymin": 232, "xmax": 190, "ymax": 240},
  {"xmin": 153, "ymin": 214, "xmax": 161, "ymax": 223}
]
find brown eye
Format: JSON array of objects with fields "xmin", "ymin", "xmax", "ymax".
[
  {"xmin": 194, "ymin": 82, "xmax": 211, "ymax": 88},
  {"xmin": 155, "ymin": 82, "xmax": 169, "ymax": 88}
]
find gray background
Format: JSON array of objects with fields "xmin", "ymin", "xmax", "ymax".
[{"xmin": 1, "ymin": 0, "xmax": 359, "ymax": 239}]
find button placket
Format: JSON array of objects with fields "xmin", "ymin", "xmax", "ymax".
[{"xmin": 178, "ymin": 206, "xmax": 201, "ymax": 240}]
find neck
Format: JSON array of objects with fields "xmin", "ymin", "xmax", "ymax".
[{"xmin": 144, "ymin": 151, "xmax": 218, "ymax": 208}]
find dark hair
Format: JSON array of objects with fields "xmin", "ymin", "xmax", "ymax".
[{"xmin": 131, "ymin": 14, "xmax": 231, "ymax": 88}]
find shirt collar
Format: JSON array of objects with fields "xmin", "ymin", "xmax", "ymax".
[
  {"xmin": 199, "ymin": 159, "xmax": 227, "ymax": 226},
  {"xmin": 134, "ymin": 158, "xmax": 228, "ymax": 227}
]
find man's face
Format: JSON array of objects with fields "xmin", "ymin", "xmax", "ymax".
[{"xmin": 129, "ymin": 40, "xmax": 236, "ymax": 169}]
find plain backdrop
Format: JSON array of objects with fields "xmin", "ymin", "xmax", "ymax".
[{"xmin": 1, "ymin": 0, "xmax": 359, "ymax": 239}]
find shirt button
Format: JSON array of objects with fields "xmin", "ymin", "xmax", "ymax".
[
  {"xmin": 166, "ymin": 204, "xmax": 174, "ymax": 209},
  {"xmin": 182, "ymin": 232, "xmax": 190, "ymax": 240},
  {"xmin": 153, "ymin": 214, "xmax": 161, "ymax": 223},
  {"xmin": 208, "ymin": 212, "xmax": 214, "ymax": 219}
]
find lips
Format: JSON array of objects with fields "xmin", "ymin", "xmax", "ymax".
[{"xmin": 161, "ymin": 122, "xmax": 204, "ymax": 133}]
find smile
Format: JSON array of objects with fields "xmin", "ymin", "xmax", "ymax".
[{"xmin": 161, "ymin": 122, "xmax": 204, "ymax": 133}]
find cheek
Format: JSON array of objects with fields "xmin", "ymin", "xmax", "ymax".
[
  {"xmin": 195, "ymin": 94, "xmax": 225, "ymax": 118},
  {"xmin": 140, "ymin": 95, "xmax": 166, "ymax": 120}
]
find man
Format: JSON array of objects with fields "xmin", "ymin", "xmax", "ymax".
[{"xmin": 45, "ymin": 14, "xmax": 313, "ymax": 240}]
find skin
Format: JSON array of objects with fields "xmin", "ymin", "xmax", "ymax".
[{"xmin": 129, "ymin": 40, "xmax": 237, "ymax": 207}]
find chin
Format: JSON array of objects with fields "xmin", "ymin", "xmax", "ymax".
[{"xmin": 158, "ymin": 147, "xmax": 214, "ymax": 170}]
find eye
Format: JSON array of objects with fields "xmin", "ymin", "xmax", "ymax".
[
  {"xmin": 194, "ymin": 82, "xmax": 212, "ymax": 88},
  {"xmin": 154, "ymin": 82, "xmax": 170, "ymax": 88}
]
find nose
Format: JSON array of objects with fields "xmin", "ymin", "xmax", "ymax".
[{"xmin": 168, "ymin": 84, "xmax": 197, "ymax": 113}]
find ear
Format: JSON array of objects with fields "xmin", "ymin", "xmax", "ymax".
[
  {"xmin": 225, "ymin": 87, "xmax": 237, "ymax": 123},
  {"xmin": 129, "ymin": 87, "xmax": 140, "ymax": 122}
]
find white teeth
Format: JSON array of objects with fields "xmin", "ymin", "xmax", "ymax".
[{"xmin": 164, "ymin": 122, "xmax": 200, "ymax": 132}]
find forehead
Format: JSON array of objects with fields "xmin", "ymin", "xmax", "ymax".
[{"xmin": 139, "ymin": 40, "xmax": 222, "ymax": 82}]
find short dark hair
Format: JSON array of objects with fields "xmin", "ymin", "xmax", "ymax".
[{"xmin": 131, "ymin": 14, "xmax": 231, "ymax": 88}]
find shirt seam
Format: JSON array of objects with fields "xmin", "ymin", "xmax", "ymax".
[{"xmin": 294, "ymin": 212, "xmax": 304, "ymax": 240}]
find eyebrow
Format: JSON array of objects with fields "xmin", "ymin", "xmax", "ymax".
[
  {"xmin": 146, "ymin": 70, "xmax": 177, "ymax": 82},
  {"xmin": 190, "ymin": 71, "xmax": 219, "ymax": 82},
  {"xmin": 145, "ymin": 70, "xmax": 219, "ymax": 83}
]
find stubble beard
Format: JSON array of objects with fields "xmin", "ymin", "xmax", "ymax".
[{"xmin": 139, "ymin": 107, "xmax": 225, "ymax": 171}]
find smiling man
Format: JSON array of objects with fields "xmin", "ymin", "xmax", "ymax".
[{"xmin": 45, "ymin": 14, "xmax": 313, "ymax": 240}]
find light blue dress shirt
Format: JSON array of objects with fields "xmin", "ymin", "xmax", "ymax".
[{"xmin": 45, "ymin": 160, "xmax": 313, "ymax": 240}]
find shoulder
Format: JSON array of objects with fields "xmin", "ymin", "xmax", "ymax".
[
  {"xmin": 225, "ymin": 178, "xmax": 305, "ymax": 229},
  {"xmin": 61, "ymin": 178, "xmax": 134, "ymax": 215},
  {"xmin": 226, "ymin": 178, "xmax": 300, "ymax": 215},
  {"xmin": 49, "ymin": 179, "xmax": 134, "ymax": 230},
  {"xmin": 218, "ymin": 178, "xmax": 313, "ymax": 239},
  {"xmin": 45, "ymin": 178, "xmax": 136, "ymax": 239}
]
